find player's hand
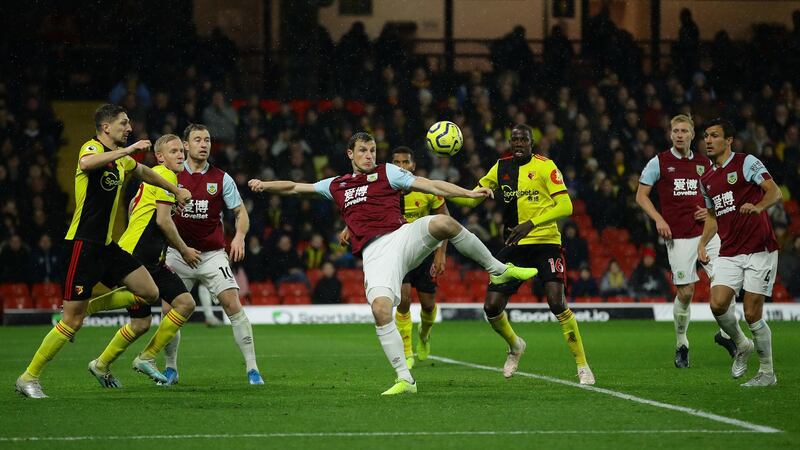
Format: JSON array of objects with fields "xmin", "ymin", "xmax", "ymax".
[
  {"xmin": 697, "ymin": 245, "xmax": 710, "ymax": 264},
  {"xmin": 739, "ymin": 203, "xmax": 762, "ymax": 215},
  {"xmin": 655, "ymin": 218, "xmax": 672, "ymax": 240},
  {"xmin": 468, "ymin": 187, "xmax": 494, "ymax": 199},
  {"xmin": 431, "ymin": 253, "xmax": 446, "ymax": 278},
  {"xmin": 175, "ymin": 188, "xmax": 192, "ymax": 207},
  {"xmin": 123, "ymin": 140, "xmax": 151, "ymax": 155},
  {"xmin": 181, "ymin": 246, "xmax": 202, "ymax": 268},
  {"xmin": 505, "ymin": 220, "xmax": 535, "ymax": 246},
  {"xmin": 693, "ymin": 205, "xmax": 708, "ymax": 221},
  {"xmin": 229, "ymin": 235, "xmax": 245, "ymax": 262},
  {"xmin": 248, "ymin": 179, "xmax": 265, "ymax": 192},
  {"xmin": 338, "ymin": 227, "xmax": 351, "ymax": 247}
]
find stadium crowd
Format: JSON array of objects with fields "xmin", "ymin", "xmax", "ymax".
[{"xmin": 2, "ymin": 9, "xmax": 800, "ymax": 302}]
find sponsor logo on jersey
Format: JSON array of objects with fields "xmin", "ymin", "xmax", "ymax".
[
  {"xmin": 550, "ymin": 169, "xmax": 564, "ymax": 185},
  {"xmin": 101, "ymin": 170, "xmax": 121, "ymax": 191},
  {"xmin": 207, "ymin": 182, "xmax": 218, "ymax": 195},
  {"xmin": 727, "ymin": 172, "xmax": 738, "ymax": 185}
]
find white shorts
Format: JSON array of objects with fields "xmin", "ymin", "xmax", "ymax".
[
  {"xmin": 711, "ymin": 250, "xmax": 778, "ymax": 296},
  {"xmin": 362, "ymin": 216, "xmax": 440, "ymax": 306},
  {"xmin": 665, "ymin": 234, "xmax": 720, "ymax": 285},
  {"xmin": 165, "ymin": 248, "xmax": 239, "ymax": 298}
]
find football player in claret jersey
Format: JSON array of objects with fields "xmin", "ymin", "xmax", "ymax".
[
  {"xmin": 162, "ymin": 123, "xmax": 263, "ymax": 385},
  {"xmin": 452, "ymin": 124, "xmax": 594, "ymax": 384},
  {"xmin": 15, "ymin": 104, "xmax": 191, "ymax": 398},
  {"xmin": 698, "ymin": 118, "xmax": 782, "ymax": 387},
  {"xmin": 84, "ymin": 134, "xmax": 201, "ymax": 387},
  {"xmin": 249, "ymin": 132, "xmax": 538, "ymax": 395},
  {"xmin": 636, "ymin": 114, "xmax": 736, "ymax": 368}
]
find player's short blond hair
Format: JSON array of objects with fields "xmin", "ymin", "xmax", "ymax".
[
  {"xmin": 670, "ymin": 114, "xmax": 695, "ymax": 131},
  {"xmin": 154, "ymin": 134, "xmax": 181, "ymax": 153}
]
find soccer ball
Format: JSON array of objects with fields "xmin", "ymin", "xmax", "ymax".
[{"xmin": 426, "ymin": 121, "xmax": 463, "ymax": 157}]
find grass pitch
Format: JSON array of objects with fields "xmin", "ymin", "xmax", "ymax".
[{"xmin": 1, "ymin": 320, "xmax": 798, "ymax": 449}]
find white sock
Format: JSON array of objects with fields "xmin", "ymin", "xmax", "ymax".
[
  {"xmin": 376, "ymin": 322, "xmax": 413, "ymax": 383},
  {"xmin": 714, "ymin": 304, "xmax": 747, "ymax": 347},
  {"xmin": 748, "ymin": 319, "xmax": 773, "ymax": 374},
  {"xmin": 449, "ymin": 228, "xmax": 506, "ymax": 275},
  {"xmin": 673, "ymin": 297, "xmax": 690, "ymax": 348},
  {"xmin": 719, "ymin": 301, "xmax": 735, "ymax": 339},
  {"xmin": 164, "ymin": 330, "xmax": 180, "ymax": 369},
  {"xmin": 198, "ymin": 285, "xmax": 216, "ymax": 322},
  {"xmin": 229, "ymin": 311, "xmax": 258, "ymax": 372}
]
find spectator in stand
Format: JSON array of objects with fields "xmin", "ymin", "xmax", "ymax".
[
  {"xmin": 202, "ymin": 90, "xmax": 238, "ymax": 144},
  {"xmin": 600, "ymin": 259, "xmax": 629, "ymax": 297},
  {"xmin": 572, "ymin": 264, "xmax": 600, "ymax": 297},
  {"xmin": 311, "ymin": 261, "xmax": 342, "ymax": 304},
  {"xmin": 630, "ymin": 247, "xmax": 671, "ymax": 299},
  {"xmin": 267, "ymin": 234, "xmax": 308, "ymax": 285},
  {"xmin": 0, "ymin": 234, "xmax": 31, "ymax": 283},
  {"xmin": 29, "ymin": 233, "xmax": 61, "ymax": 284},
  {"xmin": 242, "ymin": 235, "xmax": 268, "ymax": 283},
  {"xmin": 303, "ymin": 233, "xmax": 327, "ymax": 270},
  {"xmin": 561, "ymin": 222, "xmax": 589, "ymax": 269},
  {"xmin": 777, "ymin": 235, "xmax": 800, "ymax": 299}
]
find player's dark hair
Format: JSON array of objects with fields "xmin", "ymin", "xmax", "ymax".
[
  {"xmin": 392, "ymin": 146, "xmax": 414, "ymax": 162},
  {"xmin": 704, "ymin": 117, "xmax": 735, "ymax": 139},
  {"xmin": 94, "ymin": 104, "xmax": 126, "ymax": 131},
  {"xmin": 512, "ymin": 123, "xmax": 534, "ymax": 140},
  {"xmin": 347, "ymin": 131, "xmax": 375, "ymax": 150},
  {"xmin": 183, "ymin": 123, "xmax": 209, "ymax": 141}
]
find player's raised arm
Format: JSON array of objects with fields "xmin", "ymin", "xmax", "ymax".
[
  {"xmin": 410, "ymin": 176, "xmax": 494, "ymax": 200},
  {"xmin": 135, "ymin": 164, "xmax": 192, "ymax": 206},
  {"xmin": 248, "ymin": 179, "xmax": 319, "ymax": 195},
  {"xmin": 79, "ymin": 140, "xmax": 150, "ymax": 171}
]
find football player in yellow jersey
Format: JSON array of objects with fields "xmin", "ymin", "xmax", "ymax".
[
  {"xmin": 15, "ymin": 104, "xmax": 192, "ymax": 398},
  {"xmin": 84, "ymin": 134, "xmax": 202, "ymax": 387},
  {"xmin": 453, "ymin": 124, "xmax": 595, "ymax": 384},
  {"xmin": 392, "ymin": 147, "xmax": 448, "ymax": 368}
]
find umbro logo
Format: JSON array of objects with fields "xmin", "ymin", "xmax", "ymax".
[{"xmin": 667, "ymin": 167, "xmax": 676, "ymax": 173}]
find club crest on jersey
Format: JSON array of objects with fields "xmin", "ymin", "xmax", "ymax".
[
  {"xmin": 367, "ymin": 173, "xmax": 378, "ymax": 182},
  {"xmin": 727, "ymin": 172, "xmax": 737, "ymax": 185},
  {"xmin": 74, "ymin": 285, "xmax": 84, "ymax": 295},
  {"xmin": 696, "ymin": 165, "xmax": 705, "ymax": 176},
  {"xmin": 527, "ymin": 171, "xmax": 535, "ymax": 179},
  {"xmin": 207, "ymin": 182, "xmax": 218, "ymax": 195}
]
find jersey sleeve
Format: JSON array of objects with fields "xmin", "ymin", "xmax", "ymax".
[
  {"xmin": 478, "ymin": 162, "xmax": 500, "ymax": 190},
  {"xmin": 222, "ymin": 172, "xmax": 243, "ymax": 209},
  {"xmin": 152, "ymin": 166, "xmax": 177, "ymax": 204},
  {"xmin": 78, "ymin": 141, "xmax": 103, "ymax": 161},
  {"xmin": 699, "ymin": 181, "xmax": 713, "ymax": 209},
  {"xmin": 639, "ymin": 156, "xmax": 660, "ymax": 185},
  {"xmin": 121, "ymin": 155, "xmax": 138, "ymax": 173},
  {"xmin": 385, "ymin": 163, "xmax": 417, "ymax": 190},
  {"xmin": 312, "ymin": 177, "xmax": 335, "ymax": 200},
  {"xmin": 742, "ymin": 154, "xmax": 772, "ymax": 185},
  {"xmin": 430, "ymin": 194, "xmax": 445, "ymax": 210},
  {"xmin": 543, "ymin": 161, "xmax": 568, "ymax": 195}
]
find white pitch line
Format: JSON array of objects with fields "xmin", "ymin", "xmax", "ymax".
[
  {"xmin": 428, "ymin": 355, "xmax": 781, "ymax": 434},
  {"xmin": 0, "ymin": 429, "xmax": 766, "ymax": 442}
]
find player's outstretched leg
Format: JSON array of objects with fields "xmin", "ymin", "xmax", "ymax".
[
  {"xmin": 219, "ymin": 288, "xmax": 263, "ymax": 385},
  {"xmin": 16, "ymin": 319, "xmax": 78, "ymax": 398},
  {"xmin": 416, "ymin": 303, "xmax": 437, "ymax": 361},
  {"xmin": 371, "ymin": 294, "xmax": 416, "ymax": 395},
  {"xmin": 741, "ymin": 316, "xmax": 776, "ymax": 387}
]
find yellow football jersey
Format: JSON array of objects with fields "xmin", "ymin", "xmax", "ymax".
[
  {"xmin": 479, "ymin": 154, "xmax": 568, "ymax": 245},
  {"xmin": 402, "ymin": 191, "xmax": 445, "ymax": 223}
]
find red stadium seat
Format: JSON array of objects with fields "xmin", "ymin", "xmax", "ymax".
[
  {"xmin": 601, "ymin": 227, "xmax": 630, "ymax": 244},
  {"xmin": 639, "ymin": 296, "xmax": 667, "ymax": 303},
  {"xmin": 469, "ymin": 281, "xmax": 488, "ymax": 302},
  {"xmin": 437, "ymin": 270, "xmax": 462, "ymax": 285},
  {"xmin": 32, "ymin": 283, "xmax": 60, "ymax": 298},
  {"xmin": 250, "ymin": 281, "xmax": 277, "ymax": 297},
  {"xmin": 250, "ymin": 295, "xmax": 280, "ymax": 305},
  {"xmin": 573, "ymin": 296, "xmax": 603, "ymax": 303},
  {"xmin": 3, "ymin": 295, "xmax": 34, "ymax": 309},
  {"xmin": 463, "ymin": 270, "xmax": 487, "ymax": 285},
  {"xmin": 306, "ymin": 269, "xmax": 322, "ymax": 289},
  {"xmin": 572, "ymin": 199, "xmax": 587, "ymax": 215},
  {"xmin": 338, "ymin": 269, "xmax": 363, "ymax": 283},
  {"xmin": 342, "ymin": 282, "xmax": 366, "ymax": 303},
  {"xmin": 439, "ymin": 283, "xmax": 473, "ymax": 302},
  {"xmin": 35, "ymin": 295, "xmax": 62, "ymax": 310},
  {"xmin": 278, "ymin": 282, "xmax": 309, "ymax": 298},
  {"xmin": 282, "ymin": 295, "xmax": 311, "ymax": 305},
  {"xmin": 510, "ymin": 292, "xmax": 537, "ymax": 303},
  {"xmin": 771, "ymin": 283, "xmax": 792, "ymax": 303},
  {"xmin": 606, "ymin": 295, "xmax": 635, "ymax": 303},
  {"xmin": 0, "ymin": 283, "xmax": 29, "ymax": 298}
]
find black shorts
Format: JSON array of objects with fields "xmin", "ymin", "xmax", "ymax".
[
  {"xmin": 62, "ymin": 239, "xmax": 142, "ymax": 301},
  {"xmin": 487, "ymin": 244, "xmax": 566, "ymax": 295},
  {"xmin": 402, "ymin": 253, "xmax": 437, "ymax": 294},
  {"xmin": 128, "ymin": 264, "xmax": 189, "ymax": 319}
]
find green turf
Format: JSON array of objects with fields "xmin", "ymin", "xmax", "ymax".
[{"xmin": 1, "ymin": 320, "xmax": 798, "ymax": 449}]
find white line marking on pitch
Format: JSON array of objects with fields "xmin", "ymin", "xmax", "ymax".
[
  {"xmin": 0, "ymin": 430, "xmax": 767, "ymax": 442},
  {"xmin": 428, "ymin": 355, "xmax": 781, "ymax": 434}
]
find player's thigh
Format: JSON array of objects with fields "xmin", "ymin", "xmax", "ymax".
[
  {"xmin": 742, "ymin": 251, "xmax": 778, "ymax": 296},
  {"xmin": 197, "ymin": 250, "xmax": 239, "ymax": 299},
  {"xmin": 667, "ymin": 237, "xmax": 701, "ymax": 285},
  {"xmin": 710, "ymin": 255, "xmax": 745, "ymax": 295},
  {"xmin": 165, "ymin": 250, "xmax": 198, "ymax": 292},
  {"xmin": 151, "ymin": 265, "xmax": 190, "ymax": 305},
  {"xmin": 408, "ymin": 253, "xmax": 437, "ymax": 296},
  {"xmin": 61, "ymin": 239, "xmax": 106, "ymax": 301}
]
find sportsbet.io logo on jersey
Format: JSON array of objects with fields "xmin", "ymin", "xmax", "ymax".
[
  {"xmin": 100, "ymin": 170, "xmax": 121, "ymax": 191},
  {"xmin": 672, "ymin": 178, "xmax": 699, "ymax": 196},
  {"xmin": 501, "ymin": 185, "xmax": 539, "ymax": 203}
]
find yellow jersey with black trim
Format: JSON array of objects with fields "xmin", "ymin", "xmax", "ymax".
[
  {"xmin": 478, "ymin": 154, "xmax": 567, "ymax": 245},
  {"xmin": 401, "ymin": 191, "xmax": 445, "ymax": 223},
  {"xmin": 65, "ymin": 138, "xmax": 138, "ymax": 245},
  {"xmin": 118, "ymin": 165, "xmax": 177, "ymax": 267}
]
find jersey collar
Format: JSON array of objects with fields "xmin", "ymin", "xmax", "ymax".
[
  {"xmin": 184, "ymin": 160, "xmax": 210, "ymax": 174},
  {"xmin": 669, "ymin": 147, "xmax": 694, "ymax": 160},
  {"xmin": 717, "ymin": 151, "xmax": 735, "ymax": 169}
]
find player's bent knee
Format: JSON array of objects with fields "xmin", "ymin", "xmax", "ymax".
[
  {"xmin": 428, "ymin": 215, "xmax": 461, "ymax": 239},
  {"xmin": 172, "ymin": 294, "xmax": 196, "ymax": 316},
  {"xmin": 129, "ymin": 317, "xmax": 151, "ymax": 336},
  {"xmin": 483, "ymin": 301, "xmax": 504, "ymax": 318}
]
